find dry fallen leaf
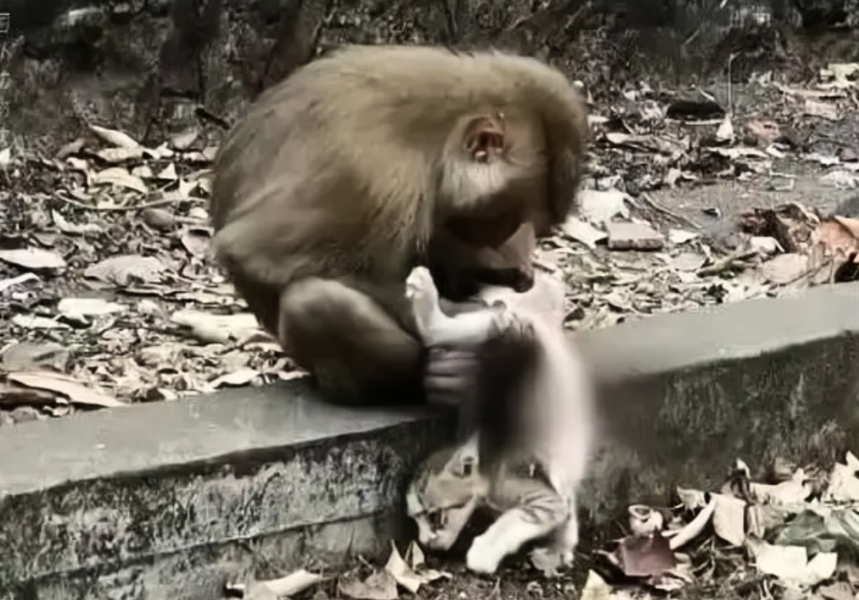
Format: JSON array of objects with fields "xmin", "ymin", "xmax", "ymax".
[
  {"xmin": 210, "ymin": 369, "xmax": 261, "ymax": 388},
  {"xmin": 57, "ymin": 298, "xmax": 127, "ymax": 320},
  {"xmin": 239, "ymin": 569, "xmax": 324, "ymax": 600},
  {"xmin": 579, "ymin": 188, "xmax": 630, "ymax": 224},
  {"xmin": 760, "ymin": 253, "xmax": 809, "ymax": 284},
  {"xmin": 0, "ymin": 273, "xmax": 39, "ymax": 293},
  {"xmin": 180, "ymin": 228, "xmax": 212, "ymax": 259},
  {"xmin": 0, "ymin": 247, "xmax": 67, "ymax": 271},
  {"xmin": 0, "ymin": 381, "xmax": 59, "ymax": 406},
  {"xmin": 89, "ymin": 124, "xmax": 141, "ymax": 149},
  {"xmin": 712, "ymin": 493, "xmax": 746, "ymax": 546},
  {"xmin": 338, "ymin": 570, "xmax": 398, "ymax": 600},
  {"xmin": 826, "ymin": 452, "xmax": 859, "ymax": 503},
  {"xmin": 811, "ymin": 218, "xmax": 859, "ymax": 264},
  {"xmin": 51, "ymin": 210, "xmax": 102, "ymax": 235},
  {"xmin": 747, "ymin": 539, "xmax": 837, "ymax": 587},
  {"xmin": 667, "ymin": 229, "xmax": 699, "ymax": 245},
  {"xmin": 804, "ymin": 99, "xmax": 840, "ymax": 121},
  {"xmin": 84, "ymin": 255, "xmax": 166, "ymax": 286},
  {"xmin": 715, "ymin": 114, "xmax": 734, "ymax": 143},
  {"xmin": 11, "ymin": 315, "xmax": 72, "ymax": 330},
  {"xmin": 817, "ymin": 580, "xmax": 854, "ymax": 600},
  {"xmin": 95, "ymin": 146, "xmax": 145, "ymax": 163},
  {"xmin": 7, "ymin": 371, "xmax": 124, "ymax": 408},
  {"xmin": 561, "ymin": 216, "xmax": 607, "ymax": 248},
  {"xmin": 745, "ymin": 119, "xmax": 781, "ymax": 146},
  {"xmin": 750, "ymin": 468, "xmax": 812, "ymax": 505},
  {"xmin": 171, "ymin": 310, "xmax": 261, "ymax": 344},
  {"xmin": 156, "ymin": 162, "xmax": 179, "ymax": 181},
  {"xmin": 1, "ymin": 342, "xmax": 71, "ymax": 372},
  {"xmin": 618, "ymin": 533, "xmax": 676, "ymax": 577},
  {"xmin": 90, "ymin": 167, "xmax": 149, "ymax": 194},
  {"xmin": 670, "ymin": 498, "xmax": 717, "ymax": 550},
  {"xmin": 580, "ymin": 570, "xmax": 615, "ymax": 600}
]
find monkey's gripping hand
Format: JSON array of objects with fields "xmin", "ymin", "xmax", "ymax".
[{"xmin": 406, "ymin": 266, "xmax": 512, "ymax": 407}]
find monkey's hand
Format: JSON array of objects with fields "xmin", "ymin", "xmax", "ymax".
[{"xmin": 424, "ymin": 347, "xmax": 479, "ymax": 406}]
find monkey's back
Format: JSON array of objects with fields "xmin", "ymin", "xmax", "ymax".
[{"xmin": 211, "ymin": 44, "xmax": 587, "ymax": 285}]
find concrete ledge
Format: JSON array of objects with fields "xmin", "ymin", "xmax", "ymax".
[{"xmin": 1, "ymin": 283, "xmax": 857, "ymax": 598}]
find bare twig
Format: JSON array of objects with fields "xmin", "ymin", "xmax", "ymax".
[
  {"xmin": 55, "ymin": 179, "xmax": 197, "ymax": 212},
  {"xmin": 638, "ymin": 193, "xmax": 702, "ymax": 230},
  {"xmin": 696, "ymin": 249, "xmax": 758, "ymax": 277}
]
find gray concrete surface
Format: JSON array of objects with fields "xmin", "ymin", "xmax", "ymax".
[{"xmin": 1, "ymin": 282, "xmax": 857, "ymax": 599}]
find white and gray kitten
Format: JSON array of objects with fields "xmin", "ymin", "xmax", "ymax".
[{"xmin": 404, "ymin": 266, "xmax": 595, "ymax": 576}]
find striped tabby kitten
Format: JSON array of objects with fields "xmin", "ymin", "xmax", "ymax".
[{"xmin": 404, "ymin": 266, "xmax": 595, "ymax": 576}]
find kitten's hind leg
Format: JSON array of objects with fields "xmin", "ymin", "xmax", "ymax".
[
  {"xmin": 557, "ymin": 509, "xmax": 579, "ymax": 566},
  {"xmin": 532, "ymin": 496, "xmax": 580, "ymax": 576},
  {"xmin": 465, "ymin": 493, "xmax": 568, "ymax": 575},
  {"xmin": 406, "ymin": 266, "xmax": 509, "ymax": 348}
]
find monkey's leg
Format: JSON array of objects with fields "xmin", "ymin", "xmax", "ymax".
[{"xmin": 279, "ymin": 277, "xmax": 423, "ymax": 404}]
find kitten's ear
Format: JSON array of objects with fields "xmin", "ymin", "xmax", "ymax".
[
  {"xmin": 458, "ymin": 455, "xmax": 475, "ymax": 477},
  {"xmin": 454, "ymin": 443, "xmax": 479, "ymax": 477}
]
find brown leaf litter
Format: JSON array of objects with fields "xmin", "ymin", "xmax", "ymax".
[
  {"xmin": 1, "ymin": 68, "xmax": 859, "ymax": 424},
  {"xmin": 214, "ymin": 451, "xmax": 859, "ymax": 600}
]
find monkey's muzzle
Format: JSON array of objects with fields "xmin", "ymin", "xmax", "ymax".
[{"xmin": 478, "ymin": 267, "xmax": 535, "ymax": 293}]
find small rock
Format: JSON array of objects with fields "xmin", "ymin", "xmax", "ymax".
[
  {"xmin": 10, "ymin": 406, "xmax": 43, "ymax": 423},
  {"xmin": 606, "ymin": 221, "xmax": 665, "ymax": 251},
  {"xmin": 744, "ymin": 119, "xmax": 781, "ymax": 146},
  {"xmin": 579, "ymin": 189, "xmax": 630, "ymax": 224},
  {"xmin": 746, "ymin": 236, "xmax": 783, "ymax": 256},
  {"xmin": 838, "ymin": 147, "xmax": 858, "ymax": 163},
  {"xmin": 142, "ymin": 207, "xmax": 176, "ymax": 230},
  {"xmin": 760, "ymin": 253, "xmax": 809, "ymax": 284}
]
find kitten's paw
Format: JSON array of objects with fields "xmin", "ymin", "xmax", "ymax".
[
  {"xmin": 466, "ymin": 535, "xmax": 503, "ymax": 575},
  {"xmin": 405, "ymin": 266, "xmax": 436, "ymax": 301},
  {"xmin": 486, "ymin": 300, "xmax": 516, "ymax": 335},
  {"xmin": 406, "ymin": 266, "xmax": 440, "ymax": 332},
  {"xmin": 529, "ymin": 547, "xmax": 565, "ymax": 579}
]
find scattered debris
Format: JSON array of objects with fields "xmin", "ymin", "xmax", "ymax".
[
  {"xmin": 1, "ymin": 67, "xmax": 857, "ymax": 432},
  {"xmin": 225, "ymin": 568, "xmax": 325, "ymax": 600},
  {"xmin": 339, "ymin": 542, "xmax": 448, "ymax": 600},
  {"xmin": 0, "ymin": 247, "xmax": 67, "ymax": 272},
  {"xmin": 605, "ymin": 221, "xmax": 665, "ymax": 251}
]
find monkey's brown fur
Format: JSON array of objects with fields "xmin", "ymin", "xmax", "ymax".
[{"xmin": 210, "ymin": 44, "xmax": 590, "ymax": 404}]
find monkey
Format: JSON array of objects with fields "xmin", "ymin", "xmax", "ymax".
[{"xmin": 209, "ymin": 44, "xmax": 590, "ymax": 406}]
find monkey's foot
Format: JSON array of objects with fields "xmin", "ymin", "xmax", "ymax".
[
  {"xmin": 466, "ymin": 534, "xmax": 504, "ymax": 575},
  {"xmin": 406, "ymin": 266, "xmax": 445, "ymax": 339}
]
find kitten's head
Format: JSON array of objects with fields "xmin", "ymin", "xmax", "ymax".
[{"xmin": 406, "ymin": 440, "xmax": 486, "ymax": 551}]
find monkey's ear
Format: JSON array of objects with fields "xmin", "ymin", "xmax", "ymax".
[{"xmin": 463, "ymin": 115, "xmax": 506, "ymax": 162}]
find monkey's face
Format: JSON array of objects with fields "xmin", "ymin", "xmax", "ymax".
[{"xmin": 434, "ymin": 219, "xmax": 537, "ymax": 300}]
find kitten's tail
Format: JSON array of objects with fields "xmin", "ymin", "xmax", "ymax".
[{"xmin": 467, "ymin": 314, "xmax": 542, "ymax": 470}]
